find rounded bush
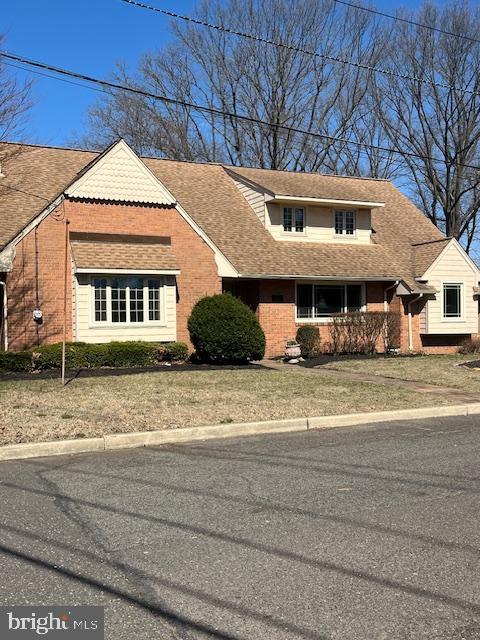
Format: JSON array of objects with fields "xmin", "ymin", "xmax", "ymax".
[
  {"xmin": 296, "ymin": 325, "xmax": 321, "ymax": 358},
  {"xmin": 188, "ymin": 294, "xmax": 265, "ymax": 363}
]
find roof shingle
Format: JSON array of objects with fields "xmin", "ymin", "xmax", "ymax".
[{"xmin": 0, "ymin": 141, "xmax": 448, "ymax": 287}]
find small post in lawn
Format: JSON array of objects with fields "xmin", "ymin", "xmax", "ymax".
[{"xmin": 61, "ymin": 218, "xmax": 70, "ymax": 386}]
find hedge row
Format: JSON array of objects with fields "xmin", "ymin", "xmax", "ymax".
[{"xmin": 0, "ymin": 341, "xmax": 189, "ymax": 373}]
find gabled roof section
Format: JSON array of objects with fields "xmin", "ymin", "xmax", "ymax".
[
  {"xmin": 65, "ymin": 139, "xmax": 175, "ymax": 205},
  {"xmin": 0, "ymin": 141, "xmax": 451, "ymax": 285},
  {"xmin": 412, "ymin": 238, "xmax": 452, "ymax": 278},
  {"xmin": 421, "ymin": 237, "xmax": 480, "ymax": 279},
  {"xmin": 0, "ymin": 142, "xmax": 97, "ymax": 250}
]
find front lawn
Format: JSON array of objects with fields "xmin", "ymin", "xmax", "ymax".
[
  {"xmin": 320, "ymin": 353, "xmax": 480, "ymax": 393},
  {"xmin": 0, "ymin": 368, "xmax": 456, "ymax": 446}
]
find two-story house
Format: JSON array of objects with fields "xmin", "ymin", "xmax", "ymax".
[{"xmin": 0, "ymin": 139, "xmax": 478, "ymax": 357}]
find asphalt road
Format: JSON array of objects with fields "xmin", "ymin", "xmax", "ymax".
[{"xmin": 1, "ymin": 416, "xmax": 480, "ymax": 639}]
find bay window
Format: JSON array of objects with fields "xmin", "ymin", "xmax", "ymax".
[
  {"xmin": 296, "ymin": 283, "xmax": 364, "ymax": 319},
  {"xmin": 92, "ymin": 277, "xmax": 164, "ymax": 324}
]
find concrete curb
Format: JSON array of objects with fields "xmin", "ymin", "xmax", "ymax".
[{"xmin": 1, "ymin": 403, "xmax": 480, "ymax": 462}]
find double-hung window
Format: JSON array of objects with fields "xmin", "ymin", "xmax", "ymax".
[
  {"xmin": 296, "ymin": 283, "xmax": 364, "ymax": 319},
  {"xmin": 92, "ymin": 277, "xmax": 163, "ymax": 324},
  {"xmin": 335, "ymin": 210, "xmax": 355, "ymax": 235},
  {"xmin": 443, "ymin": 283, "xmax": 463, "ymax": 320},
  {"xmin": 283, "ymin": 207, "xmax": 305, "ymax": 233}
]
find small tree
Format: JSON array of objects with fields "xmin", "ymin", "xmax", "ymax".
[
  {"xmin": 188, "ymin": 293, "xmax": 265, "ymax": 363},
  {"xmin": 296, "ymin": 325, "xmax": 321, "ymax": 358}
]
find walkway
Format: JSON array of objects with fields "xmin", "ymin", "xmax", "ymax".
[{"xmin": 261, "ymin": 359, "xmax": 479, "ymax": 404}]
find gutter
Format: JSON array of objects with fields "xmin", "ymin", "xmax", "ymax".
[
  {"xmin": 237, "ymin": 274, "xmax": 402, "ymax": 282},
  {"xmin": 407, "ymin": 293, "xmax": 423, "ymax": 351},
  {"xmin": 0, "ymin": 279, "xmax": 7, "ymax": 351}
]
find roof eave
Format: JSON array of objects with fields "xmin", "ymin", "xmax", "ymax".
[{"xmin": 265, "ymin": 194, "xmax": 385, "ymax": 209}]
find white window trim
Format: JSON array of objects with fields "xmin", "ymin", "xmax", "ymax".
[
  {"xmin": 282, "ymin": 206, "xmax": 307, "ymax": 235},
  {"xmin": 441, "ymin": 281, "xmax": 465, "ymax": 322},
  {"xmin": 89, "ymin": 276, "xmax": 168, "ymax": 328},
  {"xmin": 333, "ymin": 210, "xmax": 357, "ymax": 237},
  {"xmin": 295, "ymin": 281, "xmax": 366, "ymax": 323}
]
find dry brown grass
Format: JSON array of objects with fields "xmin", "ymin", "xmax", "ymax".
[
  {"xmin": 322, "ymin": 354, "xmax": 480, "ymax": 392},
  {"xmin": 0, "ymin": 368, "xmax": 456, "ymax": 446}
]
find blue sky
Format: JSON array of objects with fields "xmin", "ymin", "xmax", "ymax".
[{"xmin": 2, "ymin": 0, "xmax": 426, "ymax": 146}]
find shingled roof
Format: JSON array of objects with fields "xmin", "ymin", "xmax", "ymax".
[{"xmin": 0, "ymin": 141, "xmax": 447, "ymax": 287}]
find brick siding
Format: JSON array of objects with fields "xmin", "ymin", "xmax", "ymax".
[{"xmin": 6, "ymin": 199, "xmax": 220, "ymax": 350}]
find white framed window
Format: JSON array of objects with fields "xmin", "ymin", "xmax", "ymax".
[
  {"xmin": 92, "ymin": 276, "xmax": 165, "ymax": 325},
  {"xmin": 296, "ymin": 283, "xmax": 365, "ymax": 320},
  {"xmin": 442, "ymin": 282, "xmax": 463, "ymax": 320},
  {"xmin": 283, "ymin": 206, "xmax": 305, "ymax": 233},
  {"xmin": 335, "ymin": 210, "xmax": 355, "ymax": 235}
]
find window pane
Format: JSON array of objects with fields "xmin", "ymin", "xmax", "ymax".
[
  {"xmin": 346, "ymin": 285, "xmax": 362, "ymax": 312},
  {"xmin": 111, "ymin": 278, "xmax": 127, "ymax": 323},
  {"xmin": 297, "ymin": 284, "xmax": 313, "ymax": 318},
  {"xmin": 444, "ymin": 284, "xmax": 461, "ymax": 318},
  {"xmin": 295, "ymin": 208, "xmax": 304, "ymax": 232},
  {"xmin": 283, "ymin": 207, "xmax": 293, "ymax": 232},
  {"xmin": 345, "ymin": 211, "xmax": 354, "ymax": 235},
  {"xmin": 314, "ymin": 285, "xmax": 344, "ymax": 316},
  {"xmin": 93, "ymin": 278, "xmax": 107, "ymax": 322},
  {"xmin": 148, "ymin": 279, "xmax": 161, "ymax": 321},
  {"xmin": 129, "ymin": 278, "xmax": 144, "ymax": 323},
  {"xmin": 335, "ymin": 211, "xmax": 344, "ymax": 235}
]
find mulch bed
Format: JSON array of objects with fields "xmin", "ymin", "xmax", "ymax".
[
  {"xmin": 0, "ymin": 361, "xmax": 266, "ymax": 382},
  {"xmin": 459, "ymin": 359, "xmax": 480, "ymax": 370}
]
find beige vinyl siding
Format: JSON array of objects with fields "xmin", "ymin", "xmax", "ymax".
[
  {"xmin": 422, "ymin": 241, "xmax": 479, "ymax": 335},
  {"xmin": 266, "ymin": 204, "xmax": 372, "ymax": 244},
  {"xmin": 75, "ymin": 274, "xmax": 177, "ymax": 343},
  {"xmin": 231, "ymin": 177, "xmax": 266, "ymax": 224},
  {"xmin": 419, "ymin": 304, "xmax": 427, "ymax": 334}
]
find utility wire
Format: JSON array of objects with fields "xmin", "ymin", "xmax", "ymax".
[
  {"xmin": 332, "ymin": 0, "xmax": 480, "ymax": 46},
  {"xmin": 1, "ymin": 48, "xmax": 480, "ymax": 171},
  {"xmin": 120, "ymin": 0, "xmax": 480, "ymax": 96}
]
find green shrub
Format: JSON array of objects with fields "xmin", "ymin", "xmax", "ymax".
[
  {"xmin": 188, "ymin": 293, "xmax": 265, "ymax": 363},
  {"xmin": 0, "ymin": 340, "xmax": 191, "ymax": 372},
  {"xmin": 296, "ymin": 325, "xmax": 321, "ymax": 358},
  {"xmin": 458, "ymin": 336, "xmax": 480, "ymax": 354},
  {"xmin": 0, "ymin": 350, "xmax": 32, "ymax": 373},
  {"xmin": 155, "ymin": 342, "xmax": 189, "ymax": 362},
  {"xmin": 31, "ymin": 343, "xmax": 63, "ymax": 370},
  {"xmin": 101, "ymin": 341, "xmax": 156, "ymax": 368}
]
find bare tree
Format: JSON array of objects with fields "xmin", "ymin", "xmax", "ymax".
[
  {"xmin": 372, "ymin": 2, "xmax": 480, "ymax": 248},
  {"xmin": 0, "ymin": 33, "xmax": 33, "ymax": 194},
  {"xmin": 79, "ymin": 0, "xmax": 394, "ymax": 175}
]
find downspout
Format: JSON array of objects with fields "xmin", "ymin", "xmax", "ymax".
[
  {"xmin": 408, "ymin": 293, "xmax": 423, "ymax": 351},
  {"xmin": 384, "ymin": 280, "xmax": 399, "ymax": 312},
  {"xmin": 0, "ymin": 279, "xmax": 7, "ymax": 351}
]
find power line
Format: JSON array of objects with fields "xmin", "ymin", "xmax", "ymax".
[
  {"xmin": 332, "ymin": 0, "xmax": 480, "ymax": 46},
  {"xmin": 120, "ymin": 0, "xmax": 480, "ymax": 97},
  {"xmin": 1, "ymin": 48, "xmax": 480, "ymax": 171},
  {"xmin": 2, "ymin": 60, "xmax": 109, "ymax": 95}
]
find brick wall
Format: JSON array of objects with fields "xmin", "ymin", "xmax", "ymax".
[
  {"xmin": 256, "ymin": 280, "xmax": 296, "ymax": 357},
  {"xmin": 7, "ymin": 199, "xmax": 220, "ymax": 350},
  {"xmin": 257, "ymin": 280, "xmax": 397, "ymax": 357}
]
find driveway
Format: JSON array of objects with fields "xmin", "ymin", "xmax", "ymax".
[{"xmin": 0, "ymin": 416, "xmax": 479, "ymax": 639}]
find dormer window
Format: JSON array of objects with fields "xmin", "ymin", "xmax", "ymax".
[
  {"xmin": 283, "ymin": 207, "xmax": 305, "ymax": 233},
  {"xmin": 335, "ymin": 210, "xmax": 355, "ymax": 235}
]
